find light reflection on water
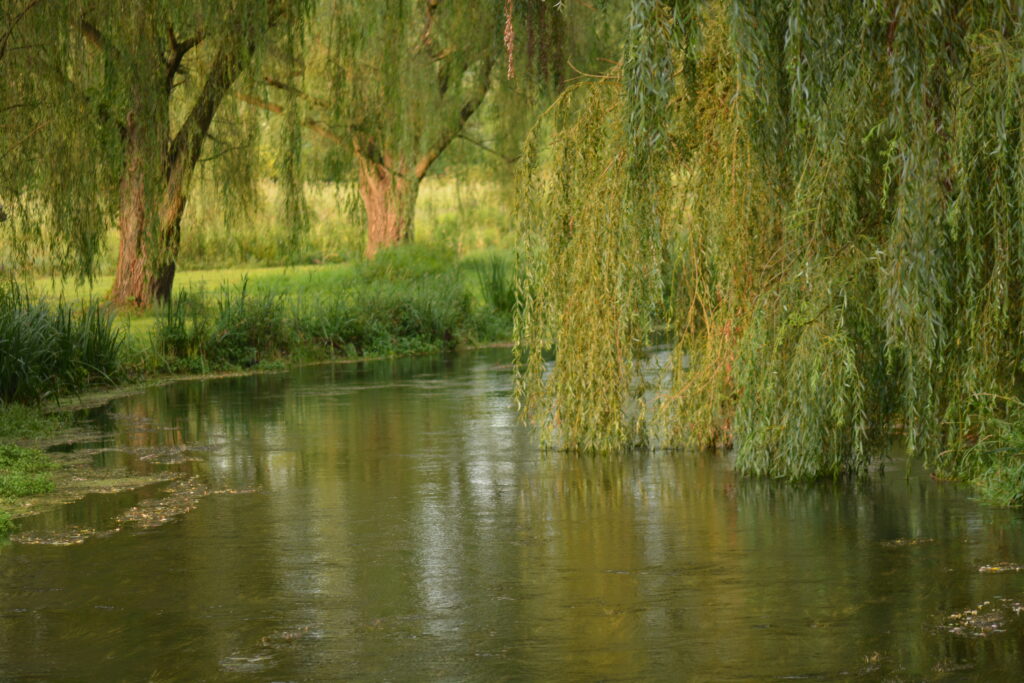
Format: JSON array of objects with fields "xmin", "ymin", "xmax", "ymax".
[{"xmin": 1, "ymin": 349, "xmax": 1024, "ymax": 680}]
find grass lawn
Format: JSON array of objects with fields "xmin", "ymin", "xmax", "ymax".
[{"xmin": 31, "ymin": 246, "xmax": 513, "ymax": 349}]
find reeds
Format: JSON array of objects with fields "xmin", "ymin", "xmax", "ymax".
[
  {"xmin": 152, "ymin": 253, "xmax": 483, "ymax": 371},
  {"xmin": 0, "ymin": 282, "xmax": 122, "ymax": 403}
]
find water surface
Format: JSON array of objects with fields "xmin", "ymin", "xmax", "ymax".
[{"xmin": 3, "ymin": 349, "xmax": 1024, "ymax": 680}]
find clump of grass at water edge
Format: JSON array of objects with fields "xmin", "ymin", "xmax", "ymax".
[
  {"xmin": 0, "ymin": 281, "xmax": 123, "ymax": 403},
  {"xmin": 0, "ymin": 444, "xmax": 60, "ymax": 535}
]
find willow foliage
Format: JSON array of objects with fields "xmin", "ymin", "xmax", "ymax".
[
  {"xmin": 516, "ymin": 0, "xmax": 1024, "ymax": 488},
  {"xmin": 515, "ymin": 0, "xmax": 680, "ymax": 450},
  {"xmin": 0, "ymin": 0, "xmax": 308, "ymax": 303}
]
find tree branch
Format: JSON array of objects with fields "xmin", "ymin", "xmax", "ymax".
[
  {"xmin": 457, "ymin": 133, "xmax": 518, "ymax": 164},
  {"xmin": 261, "ymin": 75, "xmax": 331, "ymax": 110},
  {"xmin": 165, "ymin": 25, "xmax": 204, "ymax": 92},
  {"xmin": 0, "ymin": 0, "xmax": 42, "ymax": 63},
  {"xmin": 236, "ymin": 92, "xmax": 345, "ymax": 145},
  {"xmin": 413, "ymin": 58, "xmax": 494, "ymax": 180},
  {"xmin": 167, "ymin": 0, "xmax": 292, "ymax": 176}
]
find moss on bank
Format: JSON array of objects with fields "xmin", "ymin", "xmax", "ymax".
[{"xmin": 0, "ymin": 444, "xmax": 58, "ymax": 534}]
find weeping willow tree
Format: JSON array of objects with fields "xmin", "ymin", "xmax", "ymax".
[
  {"xmin": 517, "ymin": 0, "xmax": 1024, "ymax": 489},
  {"xmin": 0, "ymin": 0, "xmax": 308, "ymax": 306},
  {"xmin": 244, "ymin": 0, "xmax": 615, "ymax": 257}
]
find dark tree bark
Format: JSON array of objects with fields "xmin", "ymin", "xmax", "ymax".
[{"xmin": 111, "ymin": 116, "xmax": 186, "ymax": 306}]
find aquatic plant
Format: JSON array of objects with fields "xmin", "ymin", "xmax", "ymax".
[{"xmin": 0, "ymin": 445, "xmax": 57, "ymax": 499}]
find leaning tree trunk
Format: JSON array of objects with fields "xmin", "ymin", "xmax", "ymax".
[
  {"xmin": 110, "ymin": 127, "xmax": 187, "ymax": 308},
  {"xmin": 357, "ymin": 153, "xmax": 420, "ymax": 258},
  {"xmin": 110, "ymin": 33, "xmax": 261, "ymax": 307}
]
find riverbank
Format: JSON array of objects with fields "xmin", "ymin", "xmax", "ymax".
[{"xmin": 1, "ymin": 246, "xmax": 516, "ymax": 532}]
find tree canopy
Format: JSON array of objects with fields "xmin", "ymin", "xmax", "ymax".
[
  {"xmin": 515, "ymin": 0, "xmax": 1024, "ymax": 484},
  {"xmin": 1, "ymin": 0, "xmax": 307, "ymax": 305}
]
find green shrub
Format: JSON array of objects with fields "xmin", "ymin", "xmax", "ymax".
[
  {"xmin": 153, "ymin": 280, "xmax": 293, "ymax": 369},
  {"xmin": 295, "ymin": 296, "xmax": 381, "ymax": 357},
  {"xmin": 207, "ymin": 279, "xmax": 292, "ymax": 366},
  {"xmin": 0, "ymin": 509, "xmax": 12, "ymax": 535},
  {"xmin": 294, "ymin": 276, "xmax": 472, "ymax": 356},
  {"xmin": 149, "ymin": 250, "xmax": 509, "ymax": 370}
]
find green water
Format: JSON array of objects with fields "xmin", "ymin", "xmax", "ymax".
[{"xmin": 3, "ymin": 349, "xmax": 1024, "ymax": 680}]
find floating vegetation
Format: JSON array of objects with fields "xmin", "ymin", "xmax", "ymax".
[
  {"xmin": 880, "ymin": 538, "xmax": 935, "ymax": 548},
  {"xmin": 11, "ymin": 526, "xmax": 118, "ymax": 546},
  {"xmin": 978, "ymin": 563, "xmax": 1024, "ymax": 574},
  {"xmin": 6, "ymin": 473, "xmax": 255, "ymax": 543},
  {"xmin": 115, "ymin": 478, "xmax": 256, "ymax": 530},
  {"xmin": 942, "ymin": 598, "xmax": 1024, "ymax": 638}
]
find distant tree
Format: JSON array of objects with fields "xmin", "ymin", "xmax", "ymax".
[
  {"xmin": 248, "ymin": 0, "xmax": 603, "ymax": 257},
  {"xmin": 0, "ymin": 0, "xmax": 308, "ymax": 306}
]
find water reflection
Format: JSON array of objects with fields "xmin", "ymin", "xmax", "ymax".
[{"xmin": 1, "ymin": 350, "xmax": 1024, "ymax": 679}]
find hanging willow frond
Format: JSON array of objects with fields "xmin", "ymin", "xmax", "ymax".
[{"xmin": 516, "ymin": 0, "xmax": 1024, "ymax": 487}]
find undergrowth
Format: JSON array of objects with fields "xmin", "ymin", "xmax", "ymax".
[
  {"xmin": 150, "ymin": 247, "xmax": 512, "ymax": 372},
  {"xmin": 0, "ymin": 281, "xmax": 123, "ymax": 403}
]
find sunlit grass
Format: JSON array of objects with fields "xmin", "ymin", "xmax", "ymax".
[
  {"xmin": 22, "ymin": 243, "xmax": 515, "ymax": 384},
  {"xmin": 11, "ymin": 175, "xmax": 514, "ymax": 279}
]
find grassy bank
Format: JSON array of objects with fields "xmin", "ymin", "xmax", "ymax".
[
  {"xmin": 29, "ymin": 244, "xmax": 515, "ymax": 373},
  {"xmin": 0, "ymin": 244, "xmax": 516, "ymax": 534},
  {"xmin": 7, "ymin": 177, "xmax": 514, "ymax": 277}
]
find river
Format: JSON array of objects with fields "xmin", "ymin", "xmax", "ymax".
[{"xmin": 2, "ymin": 349, "xmax": 1024, "ymax": 680}]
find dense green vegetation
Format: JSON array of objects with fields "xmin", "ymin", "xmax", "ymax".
[
  {"xmin": 516, "ymin": 0, "xmax": 1024, "ymax": 503},
  {"xmin": 0, "ymin": 445, "xmax": 58, "ymax": 533},
  {"xmin": 149, "ymin": 246, "xmax": 514, "ymax": 373},
  {"xmin": 2, "ymin": 245, "xmax": 514, "ymax": 387},
  {"xmin": 6, "ymin": 0, "xmax": 1024, "ymax": 511},
  {"xmin": 0, "ymin": 282, "xmax": 123, "ymax": 403}
]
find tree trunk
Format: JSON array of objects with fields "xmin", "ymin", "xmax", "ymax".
[
  {"xmin": 357, "ymin": 153, "xmax": 420, "ymax": 258},
  {"xmin": 110, "ymin": 123, "xmax": 187, "ymax": 307}
]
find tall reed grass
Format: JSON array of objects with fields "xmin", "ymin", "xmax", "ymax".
[
  {"xmin": 152, "ymin": 245, "xmax": 506, "ymax": 371},
  {"xmin": 0, "ymin": 282, "xmax": 123, "ymax": 403}
]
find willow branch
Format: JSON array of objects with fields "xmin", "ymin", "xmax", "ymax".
[
  {"xmin": 413, "ymin": 58, "xmax": 493, "ymax": 180},
  {"xmin": 236, "ymin": 92, "xmax": 345, "ymax": 145},
  {"xmin": 457, "ymin": 133, "xmax": 518, "ymax": 164}
]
